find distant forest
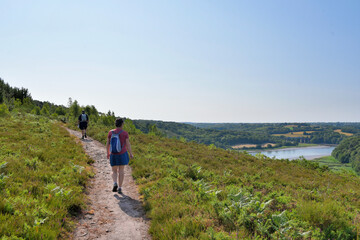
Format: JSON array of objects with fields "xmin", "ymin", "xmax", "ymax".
[
  {"xmin": 133, "ymin": 120, "xmax": 360, "ymax": 150},
  {"xmin": 189, "ymin": 122, "xmax": 360, "ymax": 145},
  {"xmin": 133, "ymin": 120, "xmax": 298, "ymax": 149}
]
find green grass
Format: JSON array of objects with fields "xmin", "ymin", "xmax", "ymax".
[
  {"xmin": 0, "ymin": 113, "xmax": 93, "ymax": 239},
  {"xmin": 264, "ymin": 143, "xmax": 319, "ymax": 150},
  {"xmin": 312, "ymin": 156, "xmax": 356, "ymax": 174},
  {"xmin": 297, "ymin": 143, "xmax": 319, "ymax": 147},
  {"xmin": 76, "ymin": 119, "xmax": 360, "ymax": 239}
]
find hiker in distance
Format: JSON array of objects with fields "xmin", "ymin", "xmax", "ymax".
[
  {"xmin": 106, "ymin": 118, "xmax": 134, "ymax": 194},
  {"xmin": 78, "ymin": 110, "xmax": 89, "ymax": 139}
]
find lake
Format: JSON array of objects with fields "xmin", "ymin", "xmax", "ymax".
[{"xmin": 249, "ymin": 145, "xmax": 336, "ymax": 160}]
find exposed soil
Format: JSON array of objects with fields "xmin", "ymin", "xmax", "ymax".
[{"xmin": 66, "ymin": 128, "xmax": 151, "ymax": 240}]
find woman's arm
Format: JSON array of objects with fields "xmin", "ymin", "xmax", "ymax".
[{"xmin": 126, "ymin": 138, "xmax": 134, "ymax": 158}]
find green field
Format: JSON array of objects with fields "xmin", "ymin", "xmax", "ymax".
[
  {"xmin": 312, "ymin": 156, "xmax": 356, "ymax": 174},
  {"xmin": 276, "ymin": 143, "xmax": 319, "ymax": 149}
]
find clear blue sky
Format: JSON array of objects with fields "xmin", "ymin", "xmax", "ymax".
[{"xmin": 1, "ymin": 0, "xmax": 359, "ymax": 122}]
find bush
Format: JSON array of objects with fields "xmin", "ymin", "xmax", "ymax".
[{"xmin": 0, "ymin": 103, "xmax": 9, "ymax": 117}]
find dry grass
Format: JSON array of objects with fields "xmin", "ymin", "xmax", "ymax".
[
  {"xmin": 232, "ymin": 143, "xmax": 276, "ymax": 149},
  {"xmin": 334, "ymin": 129, "xmax": 353, "ymax": 136},
  {"xmin": 232, "ymin": 144, "xmax": 257, "ymax": 149}
]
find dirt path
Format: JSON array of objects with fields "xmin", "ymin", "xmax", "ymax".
[{"xmin": 66, "ymin": 128, "xmax": 151, "ymax": 240}]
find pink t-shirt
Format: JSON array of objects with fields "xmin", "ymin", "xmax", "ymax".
[{"xmin": 108, "ymin": 129, "xmax": 129, "ymax": 155}]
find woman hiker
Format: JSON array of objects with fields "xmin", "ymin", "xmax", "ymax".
[{"xmin": 106, "ymin": 118, "xmax": 134, "ymax": 193}]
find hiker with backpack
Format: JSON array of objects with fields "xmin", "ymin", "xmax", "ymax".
[
  {"xmin": 106, "ymin": 118, "xmax": 134, "ymax": 194},
  {"xmin": 78, "ymin": 110, "xmax": 89, "ymax": 139}
]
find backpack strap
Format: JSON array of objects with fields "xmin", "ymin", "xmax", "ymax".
[
  {"xmin": 118, "ymin": 130, "xmax": 125, "ymax": 148},
  {"xmin": 111, "ymin": 130, "xmax": 123, "ymax": 135}
]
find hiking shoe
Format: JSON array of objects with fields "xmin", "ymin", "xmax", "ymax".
[
  {"xmin": 117, "ymin": 187, "xmax": 122, "ymax": 194},
  {"xmin": 81, "ymin": 136, "xmax": 84, "ymax": 139},
  {"xmin": 85, "ymin": 133, "xmax": 87, "ymax": 138},
  {"xmin": 112, "ymin": 184, "xmax": 118, "ymax": 192}
]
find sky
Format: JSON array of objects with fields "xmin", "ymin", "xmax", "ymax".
[{"xmin": 1, "ymin": 0, "xmax": 359, "ymax": 123}]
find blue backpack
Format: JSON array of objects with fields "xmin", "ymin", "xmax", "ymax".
[
  {"xmin": 81, "ymin": 114, "xmax": 87, "ymax": 122},
  {"xmin": 110, "ymin": 130, "xmax": 123, "ymax": 154}
]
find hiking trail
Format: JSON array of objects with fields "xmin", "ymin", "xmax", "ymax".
[{"xmin": 66, "ymin": 128, "xmax": 151, "ymax": 240}]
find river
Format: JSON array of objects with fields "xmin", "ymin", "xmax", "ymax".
[{"xmin": 248, "ymin": 145, "xmax": 336, "ymax": 160}]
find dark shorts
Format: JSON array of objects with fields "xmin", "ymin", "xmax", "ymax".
[
  {"xmin": 79, "ymin": 122, "xmax": 88, "ymax": 130},
  {"xmin": 110, "ymin": 152, "xmax": 129, "ymax": 166}
]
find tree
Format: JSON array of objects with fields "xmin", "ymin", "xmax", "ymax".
[
  {"xmin": 55, "ymin": 106, "xmax": 67, "ymax": 116},
  {"xmin": 67, "ymin": 97, "xmax": 73, "ymax": 108},
  {"xmin": 148, "ymin": 124, "xmax": 163, "ymax": 137},
  {"xmin": 69, "ymin": 100, "xmax": 81, "ymax": 118},
  {"xmin": 40, "ymin": 104, "xmax": 50, "ymax": 116},
  {"xmin": 14, "ymin": 99, "xmax": 22, "ymax": 108},
  {"xmin": 332, "ymin": 136, "xmax": 360, "ymax": 172},
  {"xmin": 0, "ymin": 103, "xmax": 9, "ymax": 117},
  {"xmin": 31, "ymin": 106, "xmax": 41, "ymax": 115},
  {"xmin": 21, "ymin": 97, "xmax": 34, "ymax": 112},
  {"xmin": 0, "ymin": 78, "xmax": 31, "ymax": 104}
]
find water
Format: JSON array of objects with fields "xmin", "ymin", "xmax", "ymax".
[{"xmin": 249, "ymin": 145, "xmax": 336, "ymax": 160}]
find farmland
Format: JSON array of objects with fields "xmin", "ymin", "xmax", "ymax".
[{"xmin": 334, "ymin": 129, "xmax": 354, "ymax": 136}]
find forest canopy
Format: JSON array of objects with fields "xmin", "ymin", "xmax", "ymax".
[{"xmin": 332, "ymin": 136, "xmax": 360, "ymax": 173}]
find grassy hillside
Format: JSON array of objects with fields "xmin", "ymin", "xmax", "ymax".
[
  {"xmin": 0, "ymin": 113, "xmax": 93, "ymax": 239},
  {"xmin": 2, "ymin": 103, "xmax": 360, "ymax": 239},
  {"xmin": 83, "ymin": 120, "xmax": 360, "ymax": 239},
  {"xmin": 312, "ymin": 156, "xmax": 356, "ymax": 174},
  {"xmin": 1, "ymin": 79, "xmax": 360, "ymax": 239}
]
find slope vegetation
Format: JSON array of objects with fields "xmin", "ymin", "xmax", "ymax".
[
  {"xmin": 2, "ymin": 79, "xmax": 360, "ymax": 239},
  {"xmin": 84, "ymin": 120, "xmax": 360, "ymax": 239},
  {"xmin": 332, "ymin": 136, "xmax": 360, "ymax": 173},
  {"xmin": 0, "ymin": 114, "xmax": 93, "ymax": 239}
]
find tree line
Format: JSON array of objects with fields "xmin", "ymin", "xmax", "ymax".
[
  {"xmin": 332, "ymin": 136, "xmax": 360, "ymax": 173},
  {"xmin": 0, "ymin": 78, "xmax": 32, "ymax": 106},
  {"xmin": 133, "ymin": 120, "xmax": 298, "ymax": 149},
  {"xmin": 190, "ymin": 122, "xmax": 360, "ymax": 145},
  {"xmin": 0, "ymin": 78, "xmax": 119, "ymax": 127}
]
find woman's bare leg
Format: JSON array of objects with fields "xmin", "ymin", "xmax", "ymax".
[
  {"xmin": 118, "ymin": 165, "xmax": 125, "ymax": 187},
  {"xmin": 112, "ymin": 166, "xmax": 119, "ymax": 184}
]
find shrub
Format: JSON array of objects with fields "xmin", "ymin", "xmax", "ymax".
[{"xmin": 0, "ymin": 103, "xmax": 9, "ymax": 117}]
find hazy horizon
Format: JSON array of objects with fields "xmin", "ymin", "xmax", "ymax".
[{"xmin": 1, "ymin": 0, "xmax": 359, "ymax": 123}]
